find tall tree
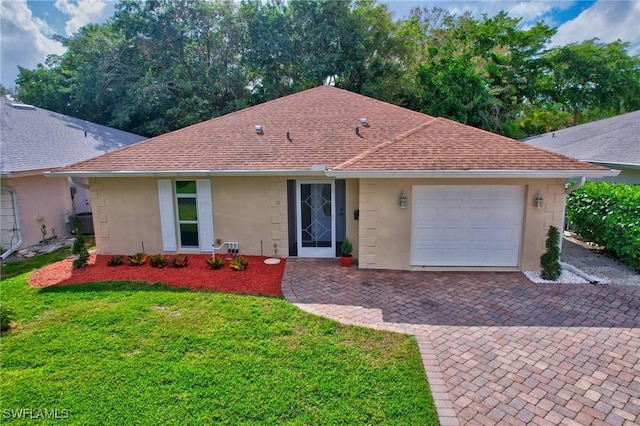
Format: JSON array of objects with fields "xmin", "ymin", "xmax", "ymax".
[{"xmin": 544, "ymin": 39, "xmax": 640, "ymax": 126}]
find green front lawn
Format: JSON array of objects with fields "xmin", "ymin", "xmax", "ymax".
[{"xmin": 0, "ymin": 257, "xmax": 437, "ymax": 425}]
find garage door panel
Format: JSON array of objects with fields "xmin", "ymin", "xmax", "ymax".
[{"xmin": 411, "ymin": 185, "xmax": 524, "ymax": 267}]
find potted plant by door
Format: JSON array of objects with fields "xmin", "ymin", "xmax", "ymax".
[{"xmin": 340, "ymin": 238, "xmax": 353, "ymax": 267}]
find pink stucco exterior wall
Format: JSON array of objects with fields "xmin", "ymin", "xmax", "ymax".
[{"xmin": 4, "ymin": 174, "xmax": 73, "ymax": 248}]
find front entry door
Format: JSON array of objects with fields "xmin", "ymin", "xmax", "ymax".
[{"xmin": 297, "ymin": 181, "xmax": 335, "ymax": 257}]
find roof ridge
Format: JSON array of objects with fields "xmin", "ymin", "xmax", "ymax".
[{"xmin": 333, "ymin": 118, "xmax": 438, "ymax": 170}]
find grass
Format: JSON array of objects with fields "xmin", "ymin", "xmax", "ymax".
[
  {"xmin": 0, "ymin": 248, "xmax": 71, "ymax": 280},
  {"xmin": 0, "ymin": 255, "xmax": 438, "ymax": 425}
]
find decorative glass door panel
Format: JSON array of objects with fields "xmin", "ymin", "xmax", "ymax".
[{"xmin": 297, "ymin": 181, "xmax": 335, "ymax": 257}]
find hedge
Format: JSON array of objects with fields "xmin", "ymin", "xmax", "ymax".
[{"xmin": 566, "ymin": 181, "xmax": 640, "ymax": 271}]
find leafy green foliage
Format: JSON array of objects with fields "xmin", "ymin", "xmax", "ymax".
[
  {"xmin": 540, "ymin": 226, "xmax": 561, "ymax": 281},
  {"xmin": 340, "ymin": 238, "xmax": 353, "ymax": 257},
  {"xmin": 14, "ymin": 3, "xmax": 640, "ymax": 139},
  {"xmin": 206, "ymin": 256, "xmax": 225, "ymax": 270},
  {"xmin": 107, "ymin": 256, "xmax": 123, "ymax": 267},
  {"xmin": 544, "ymin": 39, "xmax": 640, "ymax": 126},
  {"xmin": 0, "ymin": 305, "xmax": 15, "ymax": 334},
  {"xmin": 71, "ymin": 220, "xmax": 89, "ymax": 269},
  {"xmin": 127, "ymin": 252, "xmax": 148, "ymax": 266},
  {"xmin": 150, "ymin": 254, "xmax": 167, "ymax": 268},
  {"xmin": 229, "ymin": 256, "xmax": 249, "ymax": 271},
  {"xmin": 566, "ymin": 182, "xmax": 640, "ymax": 271},
  {"xmin": 170, "ymin": 255, "xmax": 188, "ymax": 268},
  {"xmin": 0, "ymin": 272, "xmax": 437, "ymax": 424}
]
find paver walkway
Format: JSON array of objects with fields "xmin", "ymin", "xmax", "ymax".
[{"xmin": 282, "ymin": 259, "xmax": 640, "ymax": 426}]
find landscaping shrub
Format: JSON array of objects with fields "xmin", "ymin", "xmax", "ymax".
[
  {"xmin": 206, "ymin": 256, "xmax": 225, "ymax": 270},
  {"xmin": 566, "ymin": 182, "xmax": 640, "ymax": 270},
  {"xmin": 150, "ymin": 254, "xmax": 167, "ymax": 268},
  {"xmin": 170, "ymin": 255, "xmax": 188, "ymax": 268},
  {"xmin": 1, "ymin": 305, "xmax": 15, "ymax": 334},
  {"xmin": 229, "ymin": 256, "xmax": 249, "ymax": 271},
  {"xmin": 71, "ymin": 222, "xmax": 89, "ymax": 269},
  {"xmin": 128, "ymin": 252, "xmax": 148, "ymax": 266},
  {"xmin": 107, "ymin": 256, "xmax": 123, "ymax": 267},
  {"xmin": 540, "ymin": 226, "xmax": 561, "ymax": 280}
]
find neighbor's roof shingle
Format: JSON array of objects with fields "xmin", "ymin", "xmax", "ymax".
[
  {"xmin": 521, "ymin": 110, "xmax": 640, "ymax": 166},
  {"xmin": 0, "ymin": 97, "xmax": 146, "ymax": 174},
  {"xmin": 58, "ymin": 86, "xmax": 606, "ymax": 174}
]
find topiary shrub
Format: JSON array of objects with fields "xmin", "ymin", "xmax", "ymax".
[
  {"xmin": 71, "ymin": 221, "xmax": 89, "ymax": 269},
  {"xmin": 540, "ymin": 225, "xmax": 562, "ymax": 281}
]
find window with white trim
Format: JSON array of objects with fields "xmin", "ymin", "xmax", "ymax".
[
  {"xmin": 175, "ymin": 181, "xmax": 199, "ymax": 248},
  {"xmin": 158, "ymin": 179, "xmax": 213, "ymax": 252}
]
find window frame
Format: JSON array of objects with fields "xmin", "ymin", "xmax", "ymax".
[{"xmin": 174, "ymin": 180, "xmax": 200, "ymax": 249}]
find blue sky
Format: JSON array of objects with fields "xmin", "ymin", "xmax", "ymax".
[{"xmin": 2, "ymin": 1, "xmax": 639, "ymax": 88}]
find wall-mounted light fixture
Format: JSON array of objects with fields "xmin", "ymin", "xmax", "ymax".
[
  {"xmin": 534, "ymin": 192, "xmax": 543, "ymax": 209},
  {"xmin": 399, "ymin": 191, "xmax": 408, "ymax": 209}
]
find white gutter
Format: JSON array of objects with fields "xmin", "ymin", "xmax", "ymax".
[
  {"xmin": 326, "ymin": 169, "xmax": 620, "ymax": 179},
  {"xmin": 0, "ymin": 185, "xmax": 22, "ymax": 260},
  {"xmin": 565, "ymin": 176, "xmax": 586, "ymax": 194},
  {"xmin": 559, "ymin": 176, "xmax": 601, "ymax": 282},
  {"xmin": 68, "ymin": 177, "xmax": 89, "ymax": 190},
  {"xmin": 47, "ymin": 168, "xmax": 621, "ymax": 179},
  {"xmin": 46, "ymin": 169, "xmax": 329, "ymax": 178}
]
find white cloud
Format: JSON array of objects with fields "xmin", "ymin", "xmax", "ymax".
[
  {"xmin": 0, "ymin": 0, "xmax": 66, "ymax": 88},
  {"xmin": 54, "ymin": 0, "xmax": 111, "ymax": 36},
  {"xmin": 33, "ymin": 16, "xmax": 58, "ymax": 37},
  {"xmin": 553, "ymin": 0, "xmax": 640, "ymax": 55}
]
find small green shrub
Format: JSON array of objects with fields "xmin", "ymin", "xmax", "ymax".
[
  {"xmin": 566, "ymin": 182, "xmax": 640, "ymax": 271},
  {"xmin": 150, "ymin": 254, "xmax": 167, "ymax": 268},
  {"xmin": 229, "ymin": 256, "xmax": 249, "ymax": 271},
  {"xmin": 0, "ymin": 305, "xmax": 16, "ymax": 334},
  {"xmin": 171, "ymin": 255, "xmax": 188, "ymax": 268},
  {"xmin": 540, "ymin": 226, "xmax": 561, "ymax": 281},
  {"xmin": 71, "ymin": 225, "xmax": 89, "ymax": 269},
  {"xmin": 206, "ymin": 256, "xmax": 225, "ymax": 270},
  {"xmin": 128, "ymin": 252, "xmax": 148, "ymax": 266},
  {"xmin": 340, "ymin": 238, "xmax": 353, "ymax": 257},
  {"xmin": 107, "ymin": 256, "xmax": 123, "ymax": 267}
]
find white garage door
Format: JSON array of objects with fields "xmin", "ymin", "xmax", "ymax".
[{"xmin": 411, "ymin": 185, "xmax": 524, "ymax": 267}]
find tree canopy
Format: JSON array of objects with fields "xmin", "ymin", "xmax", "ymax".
[{"xmin": 14, "ymin": 0, "xmax": 640, "ymax": 138}]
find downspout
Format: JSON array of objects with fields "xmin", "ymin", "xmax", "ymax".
[
  {"xmin": 559, "ymin": 177, "xmax": 601, "ymax": 283},
  {"xmin": 68, "ymin": 177, "xmax": 89, "ymax": 190},
  {"xmin": 1, "ymin": 186, "xmax": 23, "ymax": 260}
]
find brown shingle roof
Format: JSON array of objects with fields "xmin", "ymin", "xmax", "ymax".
[{"xmin": 59, "ymin": 86, "xmax": 607, "ymax": 174}]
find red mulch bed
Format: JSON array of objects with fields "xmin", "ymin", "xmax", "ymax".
[{"xmin": 28, "ymin": 254, "xmax": 286, "ymax": 297}]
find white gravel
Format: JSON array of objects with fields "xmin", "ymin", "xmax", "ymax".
[{"xmin": 523, "ymin": 270, "xmax": 588, "ymax": 284}]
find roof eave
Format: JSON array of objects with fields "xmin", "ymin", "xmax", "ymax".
[
  {"xmin": 45, "ymin": 168, "xmax": 621, "ymax": 179},
  {"xmin": 589, "ymin": 161, "xmax": 640, "ymax": 170},
  {"xmin": 326, "ymin": 169, "xmax": 621, "ymax": 179},
  {"xmin": 45, "ymin": 169, "xmax": 329, "ymax": 178}
]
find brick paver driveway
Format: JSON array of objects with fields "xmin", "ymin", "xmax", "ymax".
[{"xmin": 282, "ymin": 259, "xmax": 640, "ymax": 426}]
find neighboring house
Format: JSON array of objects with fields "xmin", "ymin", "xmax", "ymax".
[
  {"xmin": 0, "ymin": 96, "xmax": 146, "ymax": 258},
  {"xmin": 521, "ymin": 110, "xmax": 640, "ymax": 184},
  {"xmin": 51, "ymin": 87, "xmax": 617, "ymax": 271}
]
